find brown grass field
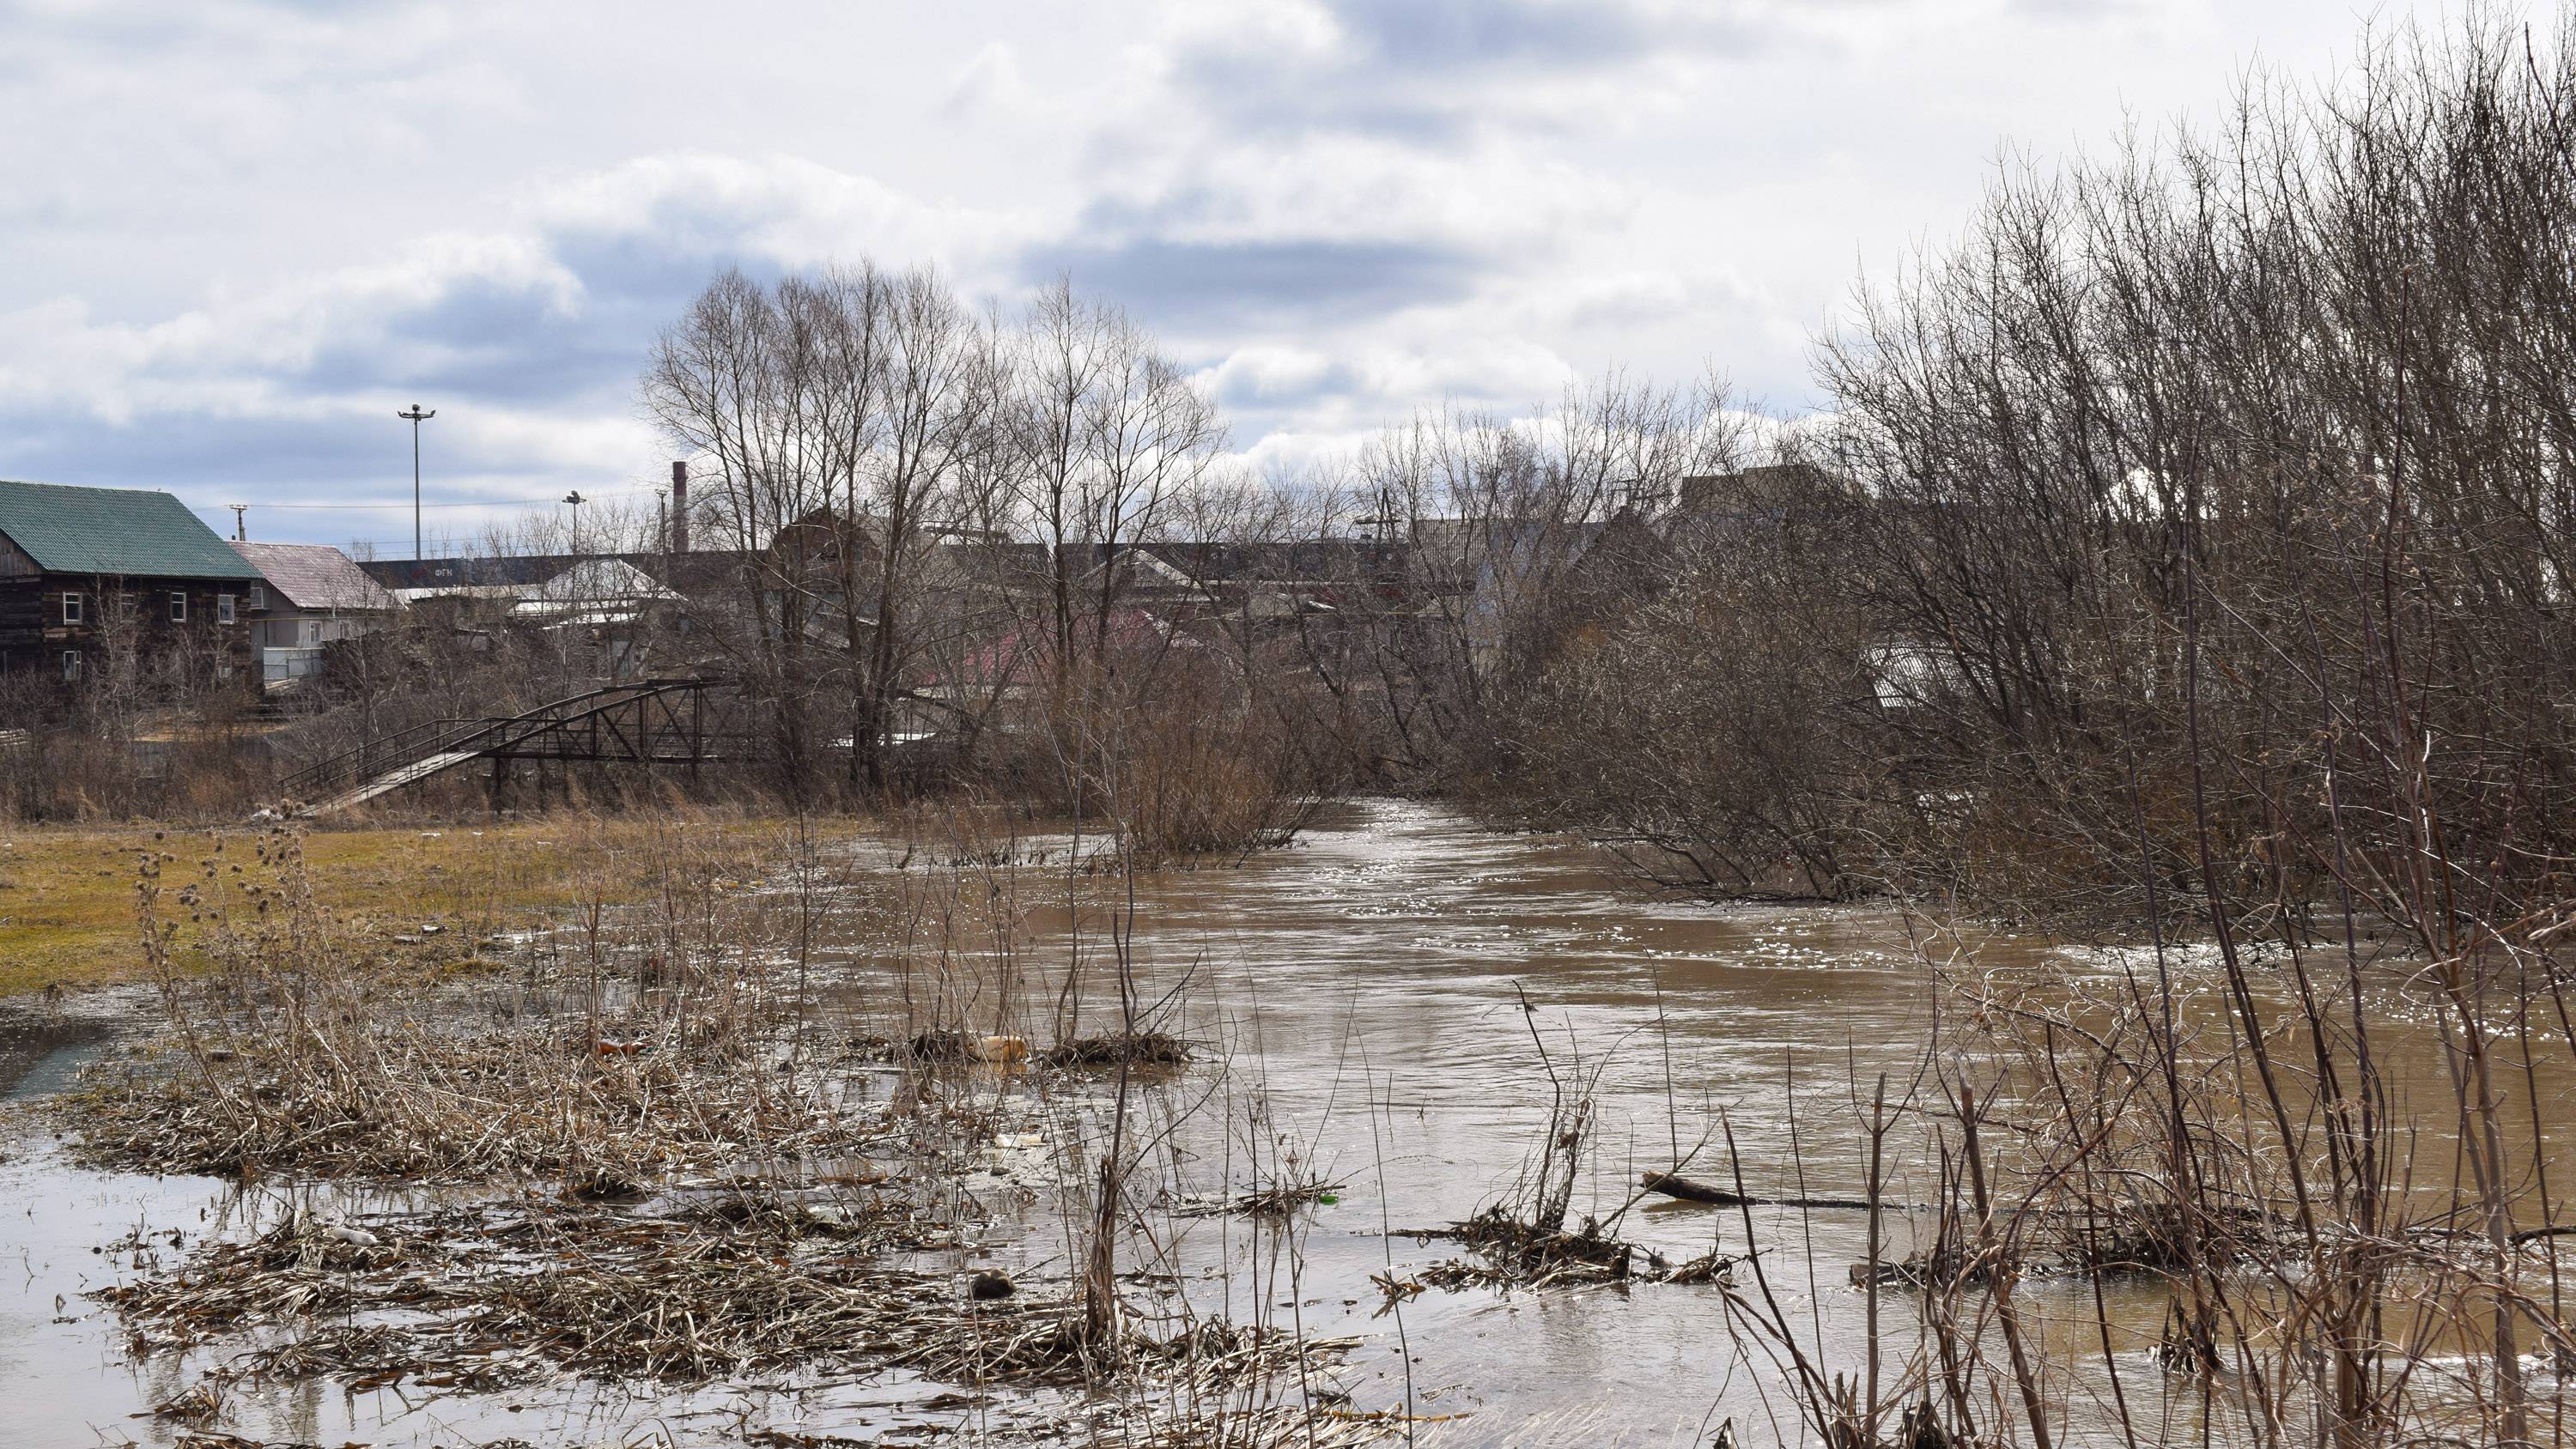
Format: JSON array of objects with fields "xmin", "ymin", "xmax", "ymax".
[{"xmin": 0, "ymin": 812, "xmax": 869, "ymax": 997}]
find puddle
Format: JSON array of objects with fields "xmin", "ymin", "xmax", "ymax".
[{"xmin": 0, "ymin": 1013, "xmax": 113, "ymax": 1104}]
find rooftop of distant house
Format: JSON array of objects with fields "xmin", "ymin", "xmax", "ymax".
[
  {"xmin": 230, "ymin": 541, "xmax": 403, "ymax": 613},
  {"xmin": 0, "ymin": 479, "xmax": 262, "ymax": 580},
  {"xmin": 357, "ymin": 550, "xmax": 751, "ymax": 595}
]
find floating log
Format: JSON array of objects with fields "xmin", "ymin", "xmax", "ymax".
[{"xmin": 1640, "ymin": 1170, "xmax": 1875, "ymax": 1210}]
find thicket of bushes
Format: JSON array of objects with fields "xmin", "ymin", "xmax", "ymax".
[{"xmin": 1485, "ymin": 18, "xmax": 2576, "ymax": 959}]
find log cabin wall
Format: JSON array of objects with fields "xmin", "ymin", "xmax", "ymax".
[{"xmin": 0, "ymin": 574, "xmax": 254, "ymax": 683}]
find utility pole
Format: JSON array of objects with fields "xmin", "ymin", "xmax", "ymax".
[
  {"xmin": 1357, "ymin": 487, "xmax": 1400, "ymax": 543},
  {"xmin": 228, "ymin": 503, "xmax": 247, "ymax": 542},
  {"xmin": 398, "ymin": 403, "xmax": 436, "ymax": 559}
]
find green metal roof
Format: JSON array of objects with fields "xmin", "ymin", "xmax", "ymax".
[{"xmin": 0, "ymin": 480, "xmax": 262, "ymax": 580}]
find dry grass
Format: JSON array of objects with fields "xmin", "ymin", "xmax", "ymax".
[
  {"xmin": 63, "ymin": 813, "xmax": 907, "ymax": 1181},
  {"xmin": 0, "ymin": 810, "xmax": 870, "ymax": 997},
  {"xmin": 69, "ymin": 1015, "xmax": 930, "ymax": 1180},
  {"xmin": 100, "ymin": 1191, "xmax": 1385, "ymax": 1449},
  {"xmin": 106, "ymin": 1197, "xmax": 1175, "ymax": 1385},
  {"xmin": 1041, "ymin": 1030, "xmax": 1194, "ymax": 1069},
  {"xmin": 98, "ymin": 1194, "xmax": 1350, "ymax": 1390}
]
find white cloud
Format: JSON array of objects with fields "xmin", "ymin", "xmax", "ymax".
[
  {"xmin": 1195, "ymin": 344, "xmax": 1340, "ymax": 402},
  {"xmin": 1355, "ymin": 334, "xmax": 1577, "ymax": 409},
  {"xmin": 943, "ymin": 41, "xmax": 1036, "ymax": 119},
  {"xmin": 529, "ymin": 152, "xmax": 1039, "ymax": 283},
  {"xmin": 1109, "ymin": 133, "xmax": 1636, "ymax": 257},
  {"xmin": 1145, "ymin": 0, "xmax": 1346, "ymax": 75},
  {"xmin": 454, "ymin": 408, "xmax": 661, "ymax": 480},
  {"xmin": 0, "ymin": 149, "xmax": 1042, "ymax": 424},
  {"xmin": 1228, "ymin": 424, "xmax": 1384, "ymax": 478},
  {"xmin": 1544, "ymin": 270, "xmax": 1700, "ymax": 330},
  {"xmin": 0, "ymin": 229, "xmax": 578, "ymax": 416}
]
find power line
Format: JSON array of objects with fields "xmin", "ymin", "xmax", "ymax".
[
  {"xmin": 186, "ymin": 489, "xmax": 655, "ymax": 512},
  {"xmin": 338, "ymin": 540, "xmax": 597, "ymax": 553}
]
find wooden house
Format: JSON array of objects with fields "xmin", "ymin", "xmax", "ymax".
[{"xmin": 0, "ymin": 479, "xmax": 262, "ymax": 684}]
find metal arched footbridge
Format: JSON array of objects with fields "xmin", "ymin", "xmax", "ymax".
[{"xmin": 283, "ymin": 676, "xmax": 738, "ymax": 816}]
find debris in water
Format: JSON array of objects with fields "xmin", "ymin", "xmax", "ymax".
[
  {"xmin": 1171, "ymin": 1178, "xmax": 1347, "ymax": 1220},
  {"xmin": 97, "ymin": 1194, "xmax": 1372, "ymax": 1432},
  {"xmin": 905, "ymin": 1029, "xmax": 1031, "ymax": 1064},
  {"xmin": 1041, "ymin": 1031, "xmax": 1192, "ymax": 1069}
]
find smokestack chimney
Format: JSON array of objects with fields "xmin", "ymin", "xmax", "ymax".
[{"xmin": 669, "ymin": 460, "xmax": 690, "ymax": 555}]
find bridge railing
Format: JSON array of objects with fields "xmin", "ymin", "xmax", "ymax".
[
  {"xmin": 282, "ymin": 715, "xmax": 500, "ymax": 801},
  {"xmin": 281, "ymin": 677, "xmax": 728, "ymax": 803}
]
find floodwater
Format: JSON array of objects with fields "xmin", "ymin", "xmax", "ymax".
[{"xmin": 2, "ymin": 798, "xmax": 2567, "ymax": 1446}]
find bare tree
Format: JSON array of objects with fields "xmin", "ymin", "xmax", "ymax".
[
  {"xmin": 1340, "ymin": 373, "xmax": 1753, "ymax": 786},
  {"xmin": 645, "ymin": 268, "xmax": 841, "ymax": 790}
]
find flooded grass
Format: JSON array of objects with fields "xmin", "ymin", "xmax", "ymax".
[
  {"xmin": 68, "ymin": 1022, "xmax": 918, "ymax": 1181},
  {"xmin": 99, "ymin": 1193, "xmax": 1341, "ymax": 1391}
]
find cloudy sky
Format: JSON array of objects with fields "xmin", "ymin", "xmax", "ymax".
[{"xmin": 0, "ymin": 0, "xmax": 2499, "ymax": 551}]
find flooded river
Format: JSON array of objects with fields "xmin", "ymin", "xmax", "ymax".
[{"xmin": 1, "ymin": 798, "xmax": 2563, "ymax": 1446}]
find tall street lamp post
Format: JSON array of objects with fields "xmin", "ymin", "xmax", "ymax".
[{"xmin": 398, "ymin": 403, "xmax": 436, "ymax": 559}]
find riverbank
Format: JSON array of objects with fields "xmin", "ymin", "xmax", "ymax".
[{"xmin": 0, "ymin": 811, "xmax": 876, "ymax": 997}]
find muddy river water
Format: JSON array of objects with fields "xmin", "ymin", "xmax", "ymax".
[{"xmin": 0, "ymin": 798, "xmax": 2561, "ymax": 1446}]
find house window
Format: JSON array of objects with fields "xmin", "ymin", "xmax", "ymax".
[
  {"xmin": 218, "ymin": 594, "xmax": 236, "ymax": 625},
  {"xmin": 61, "ymin": 591, "xmax": 81, "ymax": 626},
  {"xmin": 248, "ymin": 584, "xmax": 266, "ymax": 610},
  {"xmin": 60, "ymin": 650, "xmax": 80, "ymax": 682},
  {"xmin": 168, "ymin": 591, "xmax": 187, "ymax": 622}
]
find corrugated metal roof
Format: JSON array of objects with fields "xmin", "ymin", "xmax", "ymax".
[
  {"xmin": 230, "ymin": 542, "xmax": 403, "ymax": 612},
  {"xmin": 357, "ymin": 554, "xmax": 579, "ymax": 590},
  {"xmin": 356, "ymin": 551, "xmax": 756, "ymax": 597},
  {"xmin": 0, "ymin": 479, "xmax": 262, "ymax": 579}
]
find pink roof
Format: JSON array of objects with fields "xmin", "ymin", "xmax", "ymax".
[{"xmin": 230, "ymin": 541, "xmax": 403, "ymax": 612}]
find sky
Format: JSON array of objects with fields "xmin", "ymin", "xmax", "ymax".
[{"xmin": 0, "ymin": 0, "xmax": 2510, "ymax": 553}]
